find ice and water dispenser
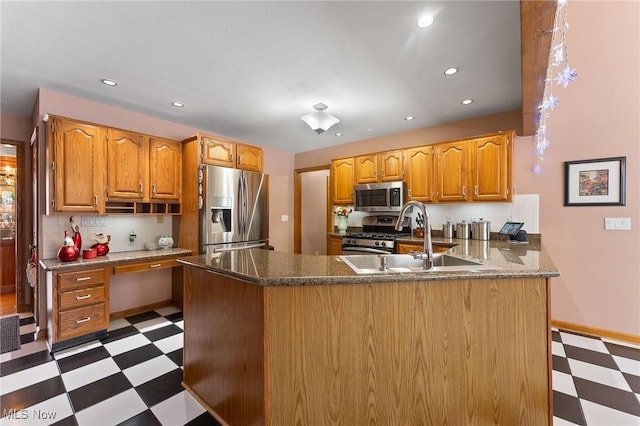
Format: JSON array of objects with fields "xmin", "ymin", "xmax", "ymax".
[{"xmin": 209, "ymin": 196, "xmax": 232, "ymax": 233}]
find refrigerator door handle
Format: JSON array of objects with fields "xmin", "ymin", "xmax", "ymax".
[{"xmin": 210, "ymin": 242, "xmax": 265, "ymax": 253}]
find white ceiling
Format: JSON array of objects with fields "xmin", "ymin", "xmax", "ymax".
[{"xmin": 0, "ymin": 1, "xmax": 521, "ymax": 154}]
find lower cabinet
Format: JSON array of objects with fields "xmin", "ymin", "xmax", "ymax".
[
  {"xmin": 50, "ymin": 267, "xmax": 109, "ymax": 351},
  {"xmin": 327, "ymin": 235, "xmax": 343, "ymax": 255}
]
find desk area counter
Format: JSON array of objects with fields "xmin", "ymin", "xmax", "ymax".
[
  {"xmin": 40, "ymin": 248, "xmax": 192, "ymax": 272},
  {"xmin": 176, "ymin": 239, "xmax": 559, "ymax": 286}
]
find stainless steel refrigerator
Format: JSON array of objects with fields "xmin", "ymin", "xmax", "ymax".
[{"xmin": 199, "ymin": 165, "xmax": 269, "ymax": 254}]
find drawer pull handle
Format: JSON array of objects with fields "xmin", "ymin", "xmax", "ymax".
[
  {"xmin": 76, "ymin": 277, "xmax": 91, "ymax": 282},
  {"xmin": 149, "ymin": 263, "xmax": 162, "ymax": 268},
  {"xmin": 76, "ymin": 294, "xmax": 91, "ymax": 300},
  {"xmin": 76, "ymin": 317, "xmax": 91, "ymax": 324}
]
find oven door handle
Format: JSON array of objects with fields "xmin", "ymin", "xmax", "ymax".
[{"xmin": 341, "ymin": 246, "xmax": 392, "ymax": 254}]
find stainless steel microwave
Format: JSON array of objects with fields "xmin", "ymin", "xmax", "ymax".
[{"xmin": 354, "ymin": 182, "xmax": 405, "ymax": 212}]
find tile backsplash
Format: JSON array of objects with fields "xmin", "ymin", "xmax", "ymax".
[{"xmin": 42, "ymin": 214, "xmax": 173, "ymax": 259}]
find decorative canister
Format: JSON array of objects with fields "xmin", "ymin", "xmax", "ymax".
[
  {"xmin": 158, "ymin": 235, "xmax": 174, "ymax": 249},
  {"xmin": 455, "ymin": 221, "xmax": 471, "ymax": 239},
  {"xmin": 471, "ymin": 219, "xmax": 491, "ymax": 241},
  {"xmin": 442, "ymin": 222, "xmax": 455, "ymax": 238}
]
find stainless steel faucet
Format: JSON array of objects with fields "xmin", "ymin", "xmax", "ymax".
[{"xmin": 395, "ymin": 200, "xmax": 433, "ymax": 270}]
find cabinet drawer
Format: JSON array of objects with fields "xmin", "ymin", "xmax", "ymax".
[
  {"xmin": 58, "ymin": 285, "xmax": 106, "ymax": 310},
  {"xmin": 112, "ymin": 258, "xmax": 179, "ymax": 275},
  {"xmin": 57, "ymin": 303, "xmax": 107, "ymax": 341},
  {"xmin": 57, "ymin": 268, "xmax": 106, "ymax": 291}
]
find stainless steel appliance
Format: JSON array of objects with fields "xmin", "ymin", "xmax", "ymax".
[
  {"xmin": 354, "ymin": 182, "xmax": 405, "ymax": 212},
  {"xmin": 341, "ymin": 215, "xmax": 410, "ymax": 254},
  {"xmin": 199, "ymin": 165, "xmax": 268, "ymax": 254}
]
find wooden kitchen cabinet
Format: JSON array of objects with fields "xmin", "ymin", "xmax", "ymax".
[
  {"xmin": 198, "ymin": 135, "xmax": 264, "ymax": 172},
  {"xmin": 354, "ymin": 150, "xmax": 404, "ymax": 184},
  {"xmin": 405, "ymin": 146, "xmax": 434, "ymax": 202},
  {"xmin": 51, "ymin": 267, "xmax": 109, "ymax": 351},
  {"xmin": 149, "ymin": 137, "xmax": 182, "ymax": 201},
  {"xmin": 106, "ymin": 129, "xmax": 148, "ymax": 200},
  {"xmin": 434, "ymin": 140, "xmax": 469, "ymax": 202},
  {"xmin": 49, "ymin": 117, "xmax": 106, "ymax": 214},
  {"xmin": 331, "ymin": 157, "xmax": 355, "ymax": 204},
  {"xmin": 327, "ymin": 235, "xmax": 343, "ymax": 255},
  {"xmin": 236, "ymin": 143, "xmax": 263, "ymax": 172},
  {"xmin": 469, "ymin": 132, "xmax": 513, "ymax": 201}
]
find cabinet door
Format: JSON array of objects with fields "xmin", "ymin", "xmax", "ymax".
[
  {"xmin": 355, "ymin": 155, "xmax": 377, "ymax": 184},
  {"xmin": 149, "ymin": 138, "xmax": 182, "ymax": 201},
  {"xmin": 201, "ymin": 136, "xmax": 235, "ymax": 167},
  {"xmin": 435, "ymin": 141, "xmax": 468, "ymax": 202},
  {"xmin": 237, "ymin": 143, "xmax": 263, "ymax": 172},
  {"xmin": 470, "ymin": 133, "xmax": 512, "ymax": 201},
  {"xmin": 331, "ymin": 158, "xmax": 355, "ymax": 204},
  {"xmin": 379, "ymin": 150, "xmax": 404, "ymax": 181},
  {"xmin": 51, "ymin": 118, "xmax": 105, "ymax": 213},
  {"xmin": 327, "ymin": 236, "xmax": 343, "ymax": 255},
  {"xmin": 405, "ymin": 146, "xmax": 433, "ymax": 201},
  {"xmin": 106, "ymin": 129, "xmax": 148, "ymax": 199}
]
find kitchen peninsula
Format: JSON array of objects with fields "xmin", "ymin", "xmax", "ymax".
[{"xmin": 178, "ymin": 240, "xmax": 559, "ymax": 425}]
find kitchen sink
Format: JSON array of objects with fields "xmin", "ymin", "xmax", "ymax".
[{"xmin": 339, "ymin": 253, "xmax": 492, "ymax": 275}]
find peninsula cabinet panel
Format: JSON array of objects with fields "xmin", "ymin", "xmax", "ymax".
[
  {"xmin": 266, "ymin": 278, "xmax": 550, "ymax": 425},
  {"xmin": 434, "ymin": 141, "xmax": 469, "ymax": 202},
  {"xmin": 331, "ymin": 157, "xmax": 355, "ymax": 204},
  {"xmin": 470, "ymin": 132, "xmax": 513, "ymax": 201},
  {"xmin": 106, "ymin": 129, "xmax": 148, "ymax": 199},
  {"xmin": 49, "ymin": 117, "xmax": 106, "ymax": 214},
  {"xmin": 149, "ymin": 137, "xmax": 182, "ymax": 201},
  {"xmin": 405, "ymin": 146, "xmax": 434, "ymax": 202},
  {"xmin": 200, "ymin": 136, "xmax": 236, "ymax": 168}
]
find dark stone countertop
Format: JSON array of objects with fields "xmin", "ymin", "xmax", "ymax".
[
  {"xmin": 40, "ymin": 248, "xmax": 192, "ymax": 272},
  {"xmin": 177, "ymin": 238, "xmax": 559, "ymax": 286}
]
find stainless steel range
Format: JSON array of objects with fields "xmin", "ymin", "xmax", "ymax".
[{"xmin": 341, "ymin": 216, "xmax": 411, "ymax": 254}]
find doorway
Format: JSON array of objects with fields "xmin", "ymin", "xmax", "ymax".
[
  {"xmin": 294, "ymin": 165, "xmax": 330, "ymax": 255},
  {"xmin": 0, "ymin": 139, "xmax": 32, "ymax": 316}
]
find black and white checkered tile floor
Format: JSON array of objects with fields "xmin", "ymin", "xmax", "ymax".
[{"xmin": 1, "ymin": 307, "xmax": 639, "ymax": 425}]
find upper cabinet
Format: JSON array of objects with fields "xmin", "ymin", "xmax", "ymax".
[
  {"xmin": 331, "ymin": 157, "xmax": 355, "ymax": 204},
  {"xmin": 149, "ymin": 137, "xmax": 182, "ymax": 201},
  {"xmin": 49, "ymin": 117, "xmax": 106, "ymax": 214},
  {"xmin": 329, "ymin": 130, "xmax": 514, "ymax": 207},
  {"xmin": 469, "ymin": 133, "xmax": 512, "ymax": 201},
  {"xmin": 48, "ymin": 115, "xmax": 182, "ymax": 216},
  {"xmin": 355, "ymin": 150, "xmax": 404, "ymax": 184},
  {"xmin": 199, "ymin": 135, "xmax": 263, "ymax": 172},
  {"xmin": 434, "ymin": 140, "xmax": 469, "ymax": 202},
  {"xmin": 236, "ymin": 143, "xmax": 263, "ymax": 172},
  {"xmin": 106, "ymin": 129, "xmax": 148, "ymax": 200},
  {"xmin": 405, "ymin": 146, "xmax": 434, "ymax": 202}
]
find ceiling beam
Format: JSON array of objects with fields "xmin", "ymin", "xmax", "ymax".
[{"xmin": 520, "ymin": 0, "xmax": 558, "ymax": 136}]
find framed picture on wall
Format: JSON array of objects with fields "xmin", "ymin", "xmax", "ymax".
[{"xmin": 564, "ymin": 156, "xmax": 626, "ymax": 206}]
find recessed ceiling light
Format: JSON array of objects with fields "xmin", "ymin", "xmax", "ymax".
[
  {"xmin": 335, "ymin": 132, "xmax": 343, "ymax": 136},
  {"xmin": 171, "ymin": 102, "xmax": 184, "ymax": 107},
  {"xmin": 461, "ymin": 99, "xmax": 473, "ymax": 105},
  {"xmin": 444, "ymin": 67, "xmax": 458, "ymax": 76},
  {"xmin": 405, "ymin": 116, "xmax": 415, "ymax": 121},
  {"xmin": 100, "ymin": 79, "xmax": 118, "ymax": 86},
  {"xmin": 417, "ymin": 15, "xmax": 434, "ymax": 28}
]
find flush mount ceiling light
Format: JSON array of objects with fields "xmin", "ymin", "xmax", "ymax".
[
  {"xmin": 100, "ymin": 78, "xmax": 118, "ymax": 86},
  {"xmin": 417, "ymin": 15, "xmax": 434, "ymax": 28},
  {"xmin": 300, "ymin": 103, "xmax": 340, "ymax": 134}
]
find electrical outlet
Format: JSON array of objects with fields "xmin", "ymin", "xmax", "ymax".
[
  {"xmin": 157, "ymin": 215, "xmax": 164, "ymax": 224},
  {"xmin": 604, "ymin": 217, "xmax": 631, "ymax": 230}
]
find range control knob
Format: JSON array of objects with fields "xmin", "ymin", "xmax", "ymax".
[
  {"xmin": 374, "ymin": 241, "xmax": 380, "ymax": 246},
  {"xmin": 381, "ymin": 242, "xmax": 387, "ymax": 247}
]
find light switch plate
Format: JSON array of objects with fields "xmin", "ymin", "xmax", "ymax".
[
  {"xmin": 281, "ymin": 215, "xmax": 289, "ymax": 222},
  {"xmin": 604, "ymin": 217, "xmax": 631, "ymax": 230}
]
